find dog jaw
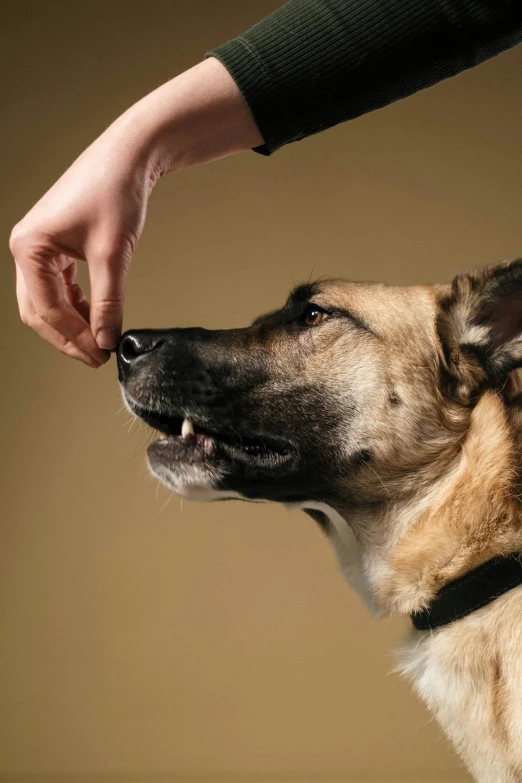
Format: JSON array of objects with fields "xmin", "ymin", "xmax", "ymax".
[{"xmin": 147, "ymin": 445, "xmax": 226, "ymax": 500}]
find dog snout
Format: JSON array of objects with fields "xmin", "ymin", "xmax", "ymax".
[{"xmin": 117, "ymin": 329, "xmax": 166, "ymax": 381}]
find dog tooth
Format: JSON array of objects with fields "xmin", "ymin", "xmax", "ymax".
[{"xmin": 181, "ymin": 418, "xmax": 195, "ymax": 438}]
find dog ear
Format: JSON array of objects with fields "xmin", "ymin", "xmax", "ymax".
[{"xmin": 437, "ymin": 259, "xmax": 522, "ymax": 402}]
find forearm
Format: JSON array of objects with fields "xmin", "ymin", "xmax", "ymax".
[{"xmin": 99, "ymin": 57, "xmax": 264, "ymax": 182}]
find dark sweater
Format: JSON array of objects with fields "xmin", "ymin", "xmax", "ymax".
[{"xmin": 207, "ymin": 0, "xmax": 522, "ymax": 155}]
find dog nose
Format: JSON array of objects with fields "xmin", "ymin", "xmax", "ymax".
[{"xmin": 117, "ymin": 329, "xmax": 165, "ymax": 380}]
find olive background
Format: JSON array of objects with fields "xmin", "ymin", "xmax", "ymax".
[{"xmin": 1, "ymin": 2, "xmax": 522, "ymax": 781}]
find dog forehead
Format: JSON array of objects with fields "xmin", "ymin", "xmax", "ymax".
[{"xmin": 314, "ymin": 280, "xmax": 439, "ymax": 336}]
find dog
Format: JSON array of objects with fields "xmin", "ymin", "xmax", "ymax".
[{"xmin": 118, "ymin": 259, "xmax": 522, "ymax": 782}]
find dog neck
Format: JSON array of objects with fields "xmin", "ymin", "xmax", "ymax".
[{"xmin": 320, "ymin": 387, "xmax": 522, "ymax": 618}]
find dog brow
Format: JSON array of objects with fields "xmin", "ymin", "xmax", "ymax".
[
  {"xmin": 289, "ymin": 283, "xmax": 318, "ymax": 303},
  {"xmin": 336, "ymin": 307, "xmax": 378, "ymax": 337}
]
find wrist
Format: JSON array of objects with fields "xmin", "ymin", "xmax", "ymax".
[{"xmin": 107, "ymin": 58, "xmax": 263, "ymax": 183}]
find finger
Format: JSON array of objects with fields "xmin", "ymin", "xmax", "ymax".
[
  {"xmin": 16, "ymin": 251, "xmax": 109, "ymax": 365},
  {"xmin": 88, "ymin": 249, "xmax": 129, "ymax": 350},
  {"xmin": 62, "ymin": 258, "xmax": 91, "ymax": 323},
  {"xmin": 15, "ymin": 262, "xmax": 104, "ymax": 369}
]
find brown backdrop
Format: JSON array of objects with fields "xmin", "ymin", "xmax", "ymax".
[{"xmin": 2, "ymin": 2, "xmax": 522, "ymax": 781}]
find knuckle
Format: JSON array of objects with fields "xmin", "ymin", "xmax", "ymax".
[
  {"xmin": 93, "ymin": 297, "xmax": 123, "ymax": 316},
  {"xmin": 121, "ymin": 232, "xmax": 137, "ymax": 259},
  {"xmin": 93, "ymin": 234, "xmax": 135, "ymax": 266},
  {"xmin": 62, "ymin": 340, "xmax": 78, "ymax": 358},
  {"xmin": 9, "ymin": 226, "xmax": 61, "ymax": 274},
  {"xmin": 67, "ymin": 281, "xmax": 87, "ymax": 300},
  {"xmin": 19, "ymin": 309, "xmax": 35, "ymax": 328},
  {"xmin": 9, "ymin": 223, "xmax": 27, "ymax": 256}
]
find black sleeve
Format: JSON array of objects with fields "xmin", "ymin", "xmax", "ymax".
[{"xmin": 206, "ymin": 0, "xmax": 522, "ymax": 155}]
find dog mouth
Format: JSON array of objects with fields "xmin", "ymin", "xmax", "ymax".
[{"xmin": 129, "ymin": 402, "xmax": 296, "ymax": 467}]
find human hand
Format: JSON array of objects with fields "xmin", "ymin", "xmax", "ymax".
[
  {"xmin": 10, "ymin": 129, "xmax": 153, "ymax": 367},
  {"xmin": 9, "ymin": 58, "xmax": 263, "ymax": 367}
]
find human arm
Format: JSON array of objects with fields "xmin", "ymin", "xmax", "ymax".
[
  {"xmin": 10, "ymin": 0, "xmax": 522, "ymax": 366},
  {"xmin": 9, "ymin": 57, "xmax": 263, "ymax": 366}
]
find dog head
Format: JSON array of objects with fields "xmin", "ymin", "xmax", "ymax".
[{"xmin": 118, "ymin": 260, "xmax": 522, "ymax": 515}]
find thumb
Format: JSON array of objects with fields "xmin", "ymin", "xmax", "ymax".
[{"xmin": 88, "ymin": 249, "xmax": 130, "ymax": 350}]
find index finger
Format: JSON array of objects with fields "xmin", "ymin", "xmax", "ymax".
[
  {"xmin": 15, "ymin": 262, "xmax": 103, "ymax": 368},
  {"xmin": 16, "ymin": 250, "xmax": 109, "ymax": 365}
]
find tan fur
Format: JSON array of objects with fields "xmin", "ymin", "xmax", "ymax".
[
  {"xmin": 302, "ymin": 268, "xmax": 522, "ymax": 781},
  {"xmin": 387, "ymin": 390, "xmax": 522, "ymax": 781},
  {"xmin": 379, "ymin": 391, "xmax": 522, "ymax": 613}
]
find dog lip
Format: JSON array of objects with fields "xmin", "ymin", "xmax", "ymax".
[
  {"xmin": 148, "ymin": 432, "xmax": 218, "ymax": 461},
  {"xmin": 128, "ymin": 400, "xmax": 296, "ymax": 460},
  {"xmin": 147, "ymin": 434, "xmax": 296, "ymax": 468},
  {"xmin": 125, "ymin": 399, "xmax": 183, "ymax": 437},
  {"xmin": 146, "ymin": 430, "xmax": 297, "ymax": 473}
]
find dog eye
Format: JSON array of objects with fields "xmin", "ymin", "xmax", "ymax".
[{"xmin": 299, "ymin": 306, "xmax": 326, "ymax": 326}]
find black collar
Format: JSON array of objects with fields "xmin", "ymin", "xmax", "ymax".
[{"xmin": 410, "ymin": 553, "xmax": 522, "ymax": 631}]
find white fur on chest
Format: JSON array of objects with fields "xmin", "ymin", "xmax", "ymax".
[
  {"xmin": 289, "ymin": 501, "xmax": 377, "ymax": 611},
  {"xmin": 398, "ymin": 603, "xmax": 522, "ymax": 783}
]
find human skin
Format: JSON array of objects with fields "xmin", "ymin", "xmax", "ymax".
[{"xmin": 9, "ymin": 57, "xmax": 263, "ymax": 368}]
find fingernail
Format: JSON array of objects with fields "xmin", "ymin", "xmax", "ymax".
[
  {"xmin": 96, "ymin": 328, "xmax": 120, "ymax": 350},
  {"xmin": 81, "ymin": 355, "xmax": 102, "ymax": 369}
]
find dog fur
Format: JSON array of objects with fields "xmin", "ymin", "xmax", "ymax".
[{"xmin": 118, "ymin": 259, "xmax": 522, "ymax": 782}]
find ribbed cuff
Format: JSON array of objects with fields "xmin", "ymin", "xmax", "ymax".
[{"xmin": 207, "ymin": 36, "xmax": 298, "ymax": 156}]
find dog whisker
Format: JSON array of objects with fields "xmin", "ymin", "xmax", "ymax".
[
  {"xmin": 365, "ymin": 463, "xmax": 391, "ymax": 497},
  {"xmin": 159, "ymin": 491, "xmax": 174, "ymax": 514}
]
